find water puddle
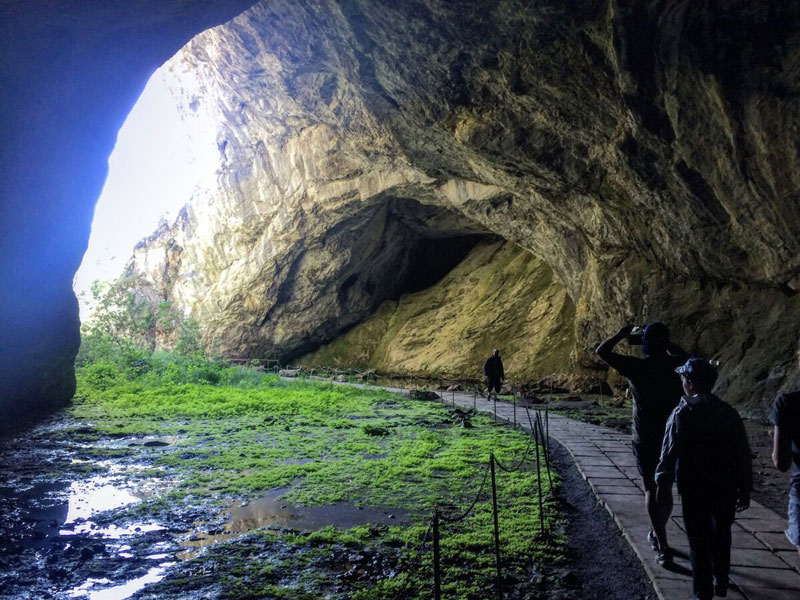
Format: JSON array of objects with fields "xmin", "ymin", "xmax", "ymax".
[
  {"xmin": 68, "ymin": 564, "xmax": 175, "ymax": 599},
  {"xmin": 178, "ymin": 488, "xmax": 408, "ymax": 559},
  {"xmin": 64, "ymin": 477, "xmax": 141, "ymax": 523},
  {"xmin": 60, "ymin": 522, "xmax": 166, "ymax": 538}
]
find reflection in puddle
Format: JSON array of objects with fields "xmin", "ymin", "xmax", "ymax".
[
  {"xmin": 68, "ymin": 564, "xmax": 174, "ymax": 599},
  {"xmin": 179, "ymin": 488, "xmax": 408, "ymax": 559},
  {"xmin": 60, "ymin": 522, "xmax": 166, "ymax": 538},
  {"xmin": 65, "ymin": 477, "xmax": 141, "ymax": 523}
]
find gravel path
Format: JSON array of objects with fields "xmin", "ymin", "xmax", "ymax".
[{"xmin": 550, "ymin": 439, "xmax": 656, "ymax": 599}]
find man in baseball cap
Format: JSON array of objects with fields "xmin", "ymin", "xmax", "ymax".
[{"xmin": 656, "ymin": 358, "xmax": 752, "ymax": 600}]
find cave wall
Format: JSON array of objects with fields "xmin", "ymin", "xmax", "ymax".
[
  {"xmin": 2, "ymin": 0, "xmax": 800, "ymax": 422},
  {"xmin": 126, "ymin": 0, "xmax": 800, "ymax": 408},
  {"xmin": 298, "ymin": 240, "xmax": 579, "ymax": 382},
  {"xmin": 0, "ymin": 1, "xmax": 257, "ymax": 422}
]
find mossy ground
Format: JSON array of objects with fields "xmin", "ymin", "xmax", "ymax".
[{"xmin": 67, "ymin": 365, "xmax": 565, "ymax": 599}]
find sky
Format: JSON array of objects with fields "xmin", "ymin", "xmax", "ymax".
[{"xmin": 73, "ymin": 66, "xmax": 218, "ymax": 319}]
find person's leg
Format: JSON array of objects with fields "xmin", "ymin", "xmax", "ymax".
[
  {"xmin": 634, "ymin": 440, "xmax": 672, "ymax": 558},
  {"xmin": 643, "ymin": 474, "xmax": 671, "ymax": 553},
  {"xmin": 710, "ymin": 494, "xmax": 736, "ymax": 596},
  {"xmin": 683, "ymin": 493, "xmax": 714, "ymax": 600}
]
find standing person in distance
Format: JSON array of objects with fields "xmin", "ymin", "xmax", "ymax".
[
  {"xmin": 483, "ymin": 348, "xmax": 505, "ymax": 400},
  {"xmin": 770, "ymin": 341, "xmax": 800, "ymax": 560},
  {"xmin": 656, "ymin": 358, "xmax": 752, "ymax": 600},
  {"xmin": 596, "ymin": 322, "xmax": 688, "ymax": 565}
]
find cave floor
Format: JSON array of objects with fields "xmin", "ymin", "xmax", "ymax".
[
  {"xmin": 0, "ymin": 380, "xmax": 613, "ymax": 600},
  {"xmin": 2, "ymin": 379, "xmax": 796, "ymax": 600}
]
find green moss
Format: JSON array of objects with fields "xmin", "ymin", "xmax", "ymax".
[{"xmin": 73, "ymin": 362, "xmax": 564, "ymax": 599}]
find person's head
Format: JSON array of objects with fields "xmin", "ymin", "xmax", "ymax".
[
  {"xmin": 675, "ymin": 357, "xmax": 718, "ymax": 395},
  {"xmin": 493, "ymin": 348, "xmax": 500, "ymax": 357},
  {"xmin": 642, "ymin": 321, "xmax": 669, "ymax": 356}
]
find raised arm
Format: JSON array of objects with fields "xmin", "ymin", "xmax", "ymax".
[
  {"xmin": 666, "ymin": 341, "xmax": 689, "ymax": 362},
  {"xmin": 595, "ymin": 324, "xmax": 634, "ymax": 361}
]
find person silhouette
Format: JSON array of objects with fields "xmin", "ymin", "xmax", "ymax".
[{"xmin": 483, "ymin": 348, "xmax": 504, "ymax": 400}]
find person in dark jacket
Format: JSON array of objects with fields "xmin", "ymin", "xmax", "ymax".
[
  {"xmin": 770, "ymin": 343, "xmax": 800, "ymax": 560},
  {"xmin": 596, "ymin": 322, "xmax": 688, "ymax": 565},
  {"xmin": 483, "ymin": 348, "xmax": 504, "ymax": 399},
  {"xmin": 656, "ymin": 358, "xmax": 752, "ymax": 600}
]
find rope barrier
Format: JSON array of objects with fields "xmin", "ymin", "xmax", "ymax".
[
  {"xmin": 268, "ymin": 360, "xmax": 556, "ymax": 593},
  {"xmin": 441, "ymin": 464, "xmax": 491, "ymax": 524},
  {"xmin": 493, "ymin": 427, "xmax": 536, "ymax": 473}
]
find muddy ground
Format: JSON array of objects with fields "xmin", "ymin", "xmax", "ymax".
[{"xmin": 0, "ymin": 393, "xmax": 655, "ymax": 600}]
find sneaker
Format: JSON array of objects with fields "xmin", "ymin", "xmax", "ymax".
[
  {"xmin": 655, "ymin": 547, "xmax": 673, "ymax": 567},
  {"xmin": 648, "ymin": 530, "xmax": 660, "ymax": 552},
  {"xmin": 714, "ymin": 580, "xmax": 728, "ymax": 597}
]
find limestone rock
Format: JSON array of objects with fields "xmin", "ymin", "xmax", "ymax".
[
  {"xmin": 298, "ymin": 241, "xmax": 579, "ymax": 382},
  {"xmin": 126, "ymin": 0, "xmax": 800, "ymax": 408},
  {"xmin": 4, "ymin": 0, "xmax": 800, "ymax": 421}
]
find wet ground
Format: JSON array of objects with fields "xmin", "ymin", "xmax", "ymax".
[
  {"xmin": 0, "ymin": 384, "xmax": 660, "ymax": 600},
  {"xmin": 0, "ymin": 413, "xmax": 410, "ymax": 599}
]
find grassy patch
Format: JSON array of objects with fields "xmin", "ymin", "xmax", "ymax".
[{"xmin": 73, "ymin": 362, "xmax": 563, "ymax": 599}]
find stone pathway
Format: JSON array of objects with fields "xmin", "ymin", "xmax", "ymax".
[{"xmin": 418, "ymin": 386, "xmax": 800, "ymax": 599}]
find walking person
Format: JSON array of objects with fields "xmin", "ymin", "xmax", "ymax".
[
  {"xmin": 770, "ymin": 342, "xmax": 800, "ymax": 560},
  {"xmin": 656, "ymin": 358, "xmax": 752, "ymax": 600},
  {"xmin": 596, "ymin": 322, "xmax": 688, "ymax": 565},
  {"xmin": 483, "ymin": 348, "xmax": 504, "ymax": 400}
]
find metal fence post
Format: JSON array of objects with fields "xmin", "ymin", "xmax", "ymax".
[
  {"xmin": 537, "ymin": 411, "xmax": 552, "ymax": 490},
  {"xmin": 512, "ymin": 388, "xmax": 516, "ymax": 430},
  {"xmin": 433, "ymin": 510, "xmax": 442, "ymax": 600},
  {"xmin": 489, "ymin": 453, "xmax": 502, "ymax": 600},
  {"xmin": 533, "ymin": 424, "xmax": 544, "ymax": 535}
]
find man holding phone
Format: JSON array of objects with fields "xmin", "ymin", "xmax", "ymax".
[{"xmin": 596, "ymin": 322, "xmax": 688, "ymax": 566}]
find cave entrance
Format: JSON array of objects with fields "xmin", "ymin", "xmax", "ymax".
[{"xmin": 73, "ymin": 60, "xmax": 221, "ymax": 321}]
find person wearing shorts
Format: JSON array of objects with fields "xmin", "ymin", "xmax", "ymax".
[
  {"xmin": 596, "ymin": 322, "xmax": 688, "ymax": 565},
  {"xmin": 771, "ymin": 345, "xmax": 800, "ymax": 560}
]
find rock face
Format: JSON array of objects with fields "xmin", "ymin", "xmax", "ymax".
[
  {"xmin": 298, "ymin": 241, "xmax": 579, "ymax": 382},
  {"xmin": 3, "ymin": 0, "xmax": 800, "ymax": 422},
  {"xmin": 126, "ymin": 0, "xmax": 800, "ymax": 409}
]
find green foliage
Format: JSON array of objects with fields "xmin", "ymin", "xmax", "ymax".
[
  {"xmin": 71, "ymin": 281, "xmax": 565, "ymax": 599},
  {"xmin": 77, "ymin": 277, "xmax": 205, "ymax": 368}
]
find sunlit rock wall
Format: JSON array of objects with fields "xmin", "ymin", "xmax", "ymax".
[
  {"xmin": 298, "ymin": 241, "xmax": 580, "ymax": 382},
  {"xmin": 126, "ymin": 0, "xmax": 800, "ymax": 407},
  {"xmin": 4, "ymin": 0, "xmax": 800, "ymax": 422}
]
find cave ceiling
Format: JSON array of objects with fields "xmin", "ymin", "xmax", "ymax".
[{"xmin": 2, "ymin": 0, "xmax": 800, "ymax": 420}]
